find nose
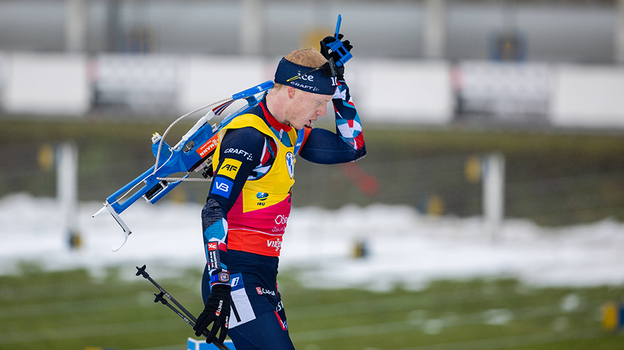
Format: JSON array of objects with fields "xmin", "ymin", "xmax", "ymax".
[{"xmin": 317, "ymin": 103, "xmax": 327, "ymax": 117}]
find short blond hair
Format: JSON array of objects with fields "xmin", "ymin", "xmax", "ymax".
[
  {"xmin": 284, "ymin": 48, "xmax": 328, "ymax": 67},
  {"xmin": 273, "ymin": 48, "xmax": 328, "ymax": 91}
]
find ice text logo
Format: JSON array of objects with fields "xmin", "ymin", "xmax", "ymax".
[{"xmin": 296, "ymin": 71, "xmax": 314, "ymax": 82}]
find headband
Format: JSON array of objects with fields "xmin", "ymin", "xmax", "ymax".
[{"xmin": 274, "ymin": 57, "xmax": 336, "ymax": 96}]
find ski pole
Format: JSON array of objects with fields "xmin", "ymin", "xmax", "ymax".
[
  {"xmin": 136, "ymin": 265, "xmax": 231, "ymax": 350},
  {"xmin": 136, "ymin": 265, "xmax": 196, "ymax": 321}
]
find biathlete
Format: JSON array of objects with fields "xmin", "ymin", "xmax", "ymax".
[{"xmin": 193, "ymin": 34, "xmax": 366, "ymax": 350}]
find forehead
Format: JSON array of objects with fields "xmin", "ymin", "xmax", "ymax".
[{"xmin": 301, "ymin": 90, "xmax": 333, "ymax": 103}]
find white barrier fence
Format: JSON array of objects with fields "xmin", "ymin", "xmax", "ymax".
[
  {"xmin": 2, "ymin": 53, "xmax": 91, "ymax": 115},
  {"xmin": 1, "ymin": 52, "xmax": 624, "ymax": 129}
]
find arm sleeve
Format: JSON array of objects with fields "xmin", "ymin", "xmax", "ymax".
[
  {"xmin": 200, "ymin": 127, "xmax": 264, "ymax": 286},
  {"xmin": 299, "ymin": 79, "xmax": 366, "ymax": 164}
]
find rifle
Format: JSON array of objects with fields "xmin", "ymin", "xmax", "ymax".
[{"xmin": 93, "ymin": 80, "xmax": 273, "ymax": 251}]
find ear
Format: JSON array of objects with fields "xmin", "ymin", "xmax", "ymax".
[{"xmin": 287, "ymin": 86, "xmax": 297, "ymax": 99}]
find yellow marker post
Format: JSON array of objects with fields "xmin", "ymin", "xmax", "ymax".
[
  {"xmin": 464, "ymin": 155, "xmax": 481, "ymax": 184},
  {"xmin": 602, "ymin": 301, "xmax": 623, "ymax": 331},
  {"xmin": 37, "ymin": 143, "xmax": 55, "ymax": 171}
]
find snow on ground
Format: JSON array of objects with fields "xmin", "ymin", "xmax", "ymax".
[{"xmin": 1, "ymin": 193, "xmax": 624, "ymax": 290}]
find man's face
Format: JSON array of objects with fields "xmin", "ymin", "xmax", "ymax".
[{"xmin": 284, "ymin": 88, "xmax": 333, "ymax": 130}]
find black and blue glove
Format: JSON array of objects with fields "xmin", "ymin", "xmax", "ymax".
[
  {"xmin": 320, "ymin": 34, "xmax": 353, "ymax": 79},
  {"xmin": 194, "ymin": 284, "xmax": 239, "ymax": 344}
]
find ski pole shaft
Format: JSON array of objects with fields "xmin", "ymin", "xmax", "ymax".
[
  {"xmin": 154, "ymin": 292, "xmax": 196, "ymax": 327},
  {"xmin": 136, "ymin": 265, "xmax": 196, "ymax": 321},
  {"xmin": 153, "ymin": 292, "xmax": 230, "ymax": 350}
]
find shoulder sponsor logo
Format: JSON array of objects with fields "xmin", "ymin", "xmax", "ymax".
[
  {"xmin": 217, "ymin": 158, "xmax": 242, "ymax": 180},
  {"xmin": 207, "ymin": 242, "xmax": 218, "ymax": 251},
  {"xmin": 212, "ymin": 177, "xmax": 234, "ymax": 198},
  {"xmin": 224, "ymin": 147, "xmax": 253, "ymax": 161}
]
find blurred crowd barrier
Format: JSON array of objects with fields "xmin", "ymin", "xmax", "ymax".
[{"xmin": 1, "ymin": 53, "xmax": 624, "ymax": 130}]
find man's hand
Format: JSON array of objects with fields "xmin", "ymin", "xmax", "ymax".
[
  {"xmin": 320, "ymin": 34, "xmax": 353, "ymax": 79},
  {"xmin": 194, "ymin": 284, "xmax": 234, "ymax": 344}
]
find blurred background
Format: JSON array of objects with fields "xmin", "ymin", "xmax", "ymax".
[
  {"xmin": 2, "ymin": 0, "xmax": 624, "ymax": 225},
  {"xmin": 1, "ymin": 0, "xmax": 624, "ymax": 349}
]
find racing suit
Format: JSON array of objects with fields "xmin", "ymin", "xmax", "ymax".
[{"xmin": 201, "ymin": 79, "xmax": 365, "ymax": 349}]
